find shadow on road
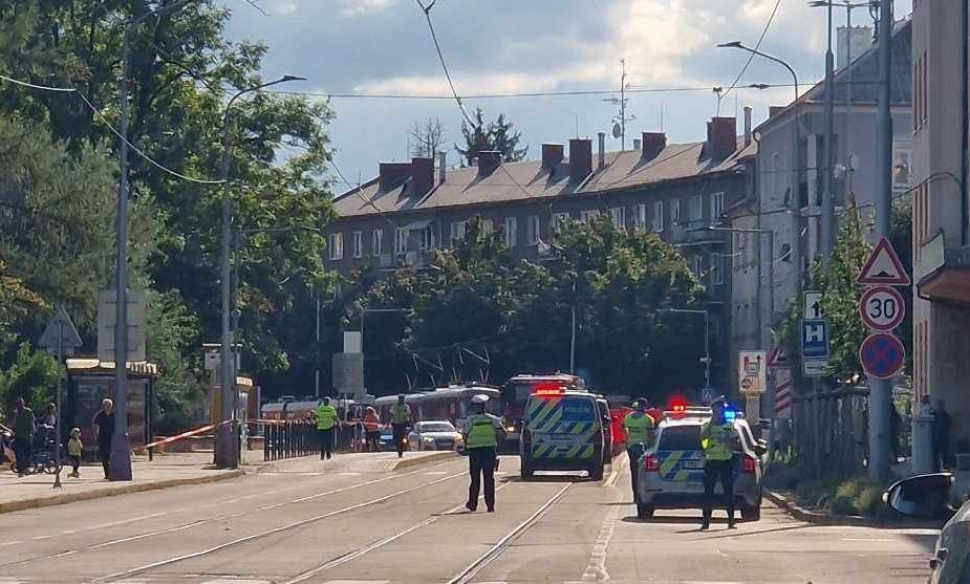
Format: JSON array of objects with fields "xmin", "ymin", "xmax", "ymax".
[{"xmin": 500, "ymin": 474, "xmax": 590, "ymax": 484}]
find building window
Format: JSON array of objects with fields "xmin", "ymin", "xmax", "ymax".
[
  {"xmin": 634, "ymin": 204, "xmax": 647, "ymax": 232},
  {"xmin": 450, "ymin": 221, "xmax": 466, "ymax": 244},
  {"xmin": 527, "ymin": 215, "xmax": 540, "ymax": 245},
  {"xmin": 671, "ymin": 198, "xmax": 682, "ymax": 225},
  {"xmin": 580, "ymin": 209, "xmax": 600, "ymax": 223},
  {"xmin": 395, "ymin": 227, "xmax": 408, "ymax": 255},
  {"xmin": 481, "ymin": 218, "xmax": 494, "ymax": 235},
  {"xmin": 691, "ymin": 255, "xmax": 703, "ymax": 277},
  {"xmin": 652, "ymin": 201, "xmax": 664, "ymax": 233},
  {"xmin": 609, "ymin": 207, "xmax": 626, "ymax": 229},
  {"xmin": 352, "ymin": 231, "xmax": 363, "ymax": 258},
  {"xmin": 328, "ymin": 233, "xmax": 343, "ymax": 260},
  {"xmin": 709, "ymin": 192, "xmax": 724, "ymax": 225},
  {"xmin": 688, "ymin": 195, "xmax": 703, "ymax": 223},
  {"xmin": 504, "ymin": 217, "xmax": 517, "ymax": 248},
  {"xmin": 780, "ymin": 243, "xmax": 792, "ymax": 263},
  {"xmin": 418, "ymin": 226, "xmax": 434, "ymax": 251},
  {"xmin": 372, "ymin": 229, "xmax": 383, "ymax": 257},
  {"xmin": 553, "ymin": 212, "xmax": 570, "ymax": 229},
  {"xmin": 710, "ymin": 252, "xmax": 723, "ymax": 285}
]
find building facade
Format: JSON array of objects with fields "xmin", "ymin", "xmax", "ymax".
[
  {"xmin": 911, "ymin": 0, "xmax": 970, "ymax": 451},
  {"xmin": 327, "ymin": 118, "xmax": 756, "ymax": 392}
]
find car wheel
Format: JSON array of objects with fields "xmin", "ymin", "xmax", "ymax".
[
  {"xmin": 740, "ymin": 504, "xmax": 761, "ymax": 521},
  {"xmin": 589, "ymin": 463, "xmax": 604, "ymax": 481}
]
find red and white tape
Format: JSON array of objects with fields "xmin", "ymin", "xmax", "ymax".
[{"xmin": 142, "ymin": 420, "xmax": 229, "ymax": 450}]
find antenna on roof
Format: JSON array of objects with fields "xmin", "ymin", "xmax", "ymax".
[{"xmin": 603, "ymin": 58, "xmax": 635, "ymax": 151}]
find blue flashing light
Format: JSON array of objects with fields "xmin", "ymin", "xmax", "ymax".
[{"xmin": 723, "ymin": 408, "xmax": 737, "ymax": 422}]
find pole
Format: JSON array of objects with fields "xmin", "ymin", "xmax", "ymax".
[
  {"xmin": 703, "ymin": 310, "xmax": 711, "ymax": 389},
  {"xmin": 231, "ymin": 227, "xmax": 241, "ymax": 465},
  {"xmin": 764, "ymin": 231, "xmax": 777, "ymax": 444},
  {"xmin": 216, "ymin": 105, "xmax": 235, "ymax": 469},
  {"xmin": 53, "ymin": 322, "xmax": 63, "ymax": 489},
  {"xmin": 821, "ymin": 0, "xmax": 836, "ymax": 264},
  {"xmin": 620, "ymin": 59, "xmax": 627, "ymax": 152},
  {"xmin": 868, "ymin": 0, "xmax": 893, "ymax": 482},
  {"xmin": 813, "ymin": 376, "xmax": 822, "ymax": 476},
  {"xmin": 315, "ymin": 286, "xmax": 322, "ymax": 398},
  {"xmin": 110, "ymin": 23, "xmax": 134, "ymax": 481},
  {"xmin": 569, "ymin": 304, "xmax": 576, "ymax": 375}
]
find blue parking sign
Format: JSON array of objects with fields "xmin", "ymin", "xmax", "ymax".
[{"xmin": 801, "ymin": 319, "xmax": 829, "ymax": 360}]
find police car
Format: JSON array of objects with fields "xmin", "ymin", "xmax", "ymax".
[
  {"xmin": 520, "ymin": 388, "xmax": 605, "ymax": 480},
  {"xmin": 634, "ymin": 403, "xmax": 767, "ymax": 521}
]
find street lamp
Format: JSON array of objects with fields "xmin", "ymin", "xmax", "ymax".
[
  {"xmin": 216, "ymin": 74, "xmax": 306, "ymax": 470},
  {"xmin": 111, "ymin": 0, "xmax": 196, "ymax": 482}
]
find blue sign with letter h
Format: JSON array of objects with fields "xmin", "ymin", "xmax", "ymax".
[{"xmin": 801, "ymin": 319, "xmax": 829, "ymax": 360}]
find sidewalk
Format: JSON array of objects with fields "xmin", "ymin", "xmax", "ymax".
[{"xmin": 0, "ymin": 452, "xmax": 243, "ymax": 514}]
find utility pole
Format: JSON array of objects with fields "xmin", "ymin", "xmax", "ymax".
[
  {"xmin": 869, "ymin": 0, "xmax": 893, "ymax": 483},
  {"xmin": 821, "ymin": 0, "xmax": 837, "ymax": 264},
  {"xmin": 605, "ymin": 59, "xmax": 635, "ymax": 151}
]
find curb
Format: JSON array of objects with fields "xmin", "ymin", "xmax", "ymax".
[
  {"xmin": 0, "ymin": 469, "xmax": 245, "ymax": 515},
  {"xmin": 765, "ymin": 489, "xmax": 942, "ymax": 529},
  {"xmin": 392, "ymin": 451, "xmax": 458, "ymax": 471}
]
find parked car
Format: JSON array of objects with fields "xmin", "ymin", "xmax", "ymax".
[
  {"xmin": 884, "ymin": 472, "xmax": 970, "ymax": 583},
  {"xmin": 408, "ymin": 420, "xmax": 463, "ymax": 451}
]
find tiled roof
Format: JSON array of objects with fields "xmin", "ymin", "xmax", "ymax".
[{"xmin": 334, "ymin": 140, "xmax": 755, "ymax": 218}]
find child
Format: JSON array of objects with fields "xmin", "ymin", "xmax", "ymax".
[{"xmin": 67, "ymin": 427, "xmax": 83, "ymax": 478}]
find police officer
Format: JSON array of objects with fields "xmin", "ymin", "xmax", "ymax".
[
  {"xmin": 623, "ymin": 399, "xmax": 655, "ymax": 497},
  {"xmin": 313, "ymin": 397, "xmax": 339, "ymax": 460},
  {"xmin": 461, "ymin": 394, "xmax": 504, "ymax": 513},
  {"xmin": 700, "ymin": 398, "xmax": 740, "ymax": 530},
  {"xmin": 388, "ymin": 394, "xmax": 411, "ymax": 458}
]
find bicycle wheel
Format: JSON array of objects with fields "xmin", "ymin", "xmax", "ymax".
[{"xmin": 42, "ymin": 458, "xmax": 59, "ymax": 475}]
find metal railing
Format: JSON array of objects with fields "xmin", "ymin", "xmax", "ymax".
[{"xmin": 260, "ymin": 422, "xmax": 361, "ymax": 461}]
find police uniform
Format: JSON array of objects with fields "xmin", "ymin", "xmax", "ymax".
[
  {"xmin": 700, "ymin": 412, "xmax": 738, "ymax": 529},
  {"xmin": 389, "ymin": 399, "xmax": 411, "ymax": 458},
  {"xmin": 314, "ymin": 401, "xmax": 339, "ymax": 459},
  {"xmin": 462, "ymin": 396, "xmax": 503, "ymax": 512},
  {"xmin": 623, "ymin": 405, "xmax": 655, "ymax": 496}
]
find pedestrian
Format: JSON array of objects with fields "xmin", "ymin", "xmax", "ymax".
[
  {"xmin": 363, "ymin": 406, "xmax": 381, "ymax": 452},
  {"xmin": 93, "ymin": 398, "xmax": 115, "ymax": 479},
  {"xmin": 12, "ymin": 397, "xmax": 35, "ymax": 477},
  {"xmin": 933, "ymin": 398, "xmax": 954, "ymax": 470},
  {"xmin": 39, "ymin": 403, "xmax": 56, "ymax": 428},
  {"xmin": 67, "ymin": 427, "xmax": 83, "ymax": 478},
  {"xmin": 388, "ymin": 394, "xmax": 411, "ymax": 459},
  {"xmin": 313, "ymin": 397, "xmax": 339, "ymax": 460},
  {"xmin": 352, "ymin": 406, "xmax": 364, "ymax": 452},
  {"xmin": 461, "ymin": 394, "xmax": 504, "ymax": 512},
  {"xmin": 919, "ymin": 394, "xmax": 934, "ymax": 417},
  {"xmin": 700, "ymin": 398, "xmax": 740, "ymax": 530},
  {"xmin": 622, "ymin": 399, "xmax": 655, "ymax": 500}
]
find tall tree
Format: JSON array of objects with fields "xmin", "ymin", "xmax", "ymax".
[
  {"xmin": 456, "ymin": 107, "xmax": 528, "ymax": 166},
  {"xmin": 410, "ymin": 118, "xmax": 445, "ymax": 158}
]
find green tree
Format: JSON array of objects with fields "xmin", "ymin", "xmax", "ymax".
[
  {"xmin": 0, "ymin": 342, "xmax": 58, "ymax": 414},
  {"xmin": 455, "ymin": 107, "xmax": 528, "ymax": 166}
]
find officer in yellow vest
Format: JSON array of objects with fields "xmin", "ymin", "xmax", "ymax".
[
  {"xmin": 388, "ymin": 394, "xmax": 412, "ymax": 459},
  {"xmin": 700, "ymin": 398, "xmax": 740, "ymax": 530},
  {"xmin": 623, "ymin": 400, "xmax": 655, "ymax": 497},
  {"xmin": 313, "ymin": 397, "xmax": 339, "ymax": 460},
  {"xmin": 461, "ymin": 394, "xmax": 505, "ymax": 512}
]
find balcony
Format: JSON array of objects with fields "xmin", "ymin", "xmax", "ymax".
[{"xmin": 917, "ymin": 232, "xmax": 970, "ymax": 305}]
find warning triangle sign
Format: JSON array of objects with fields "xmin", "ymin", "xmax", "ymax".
[{"xmin": 857, "ymin": 237, "xmax": 910, "ymax": 286}]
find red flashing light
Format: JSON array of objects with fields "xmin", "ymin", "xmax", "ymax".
[
  {"xmin": 643, "ymin": 454, "xmax": 660, "ymax": 472},
  {"xmin": 667, "ymin": 395, "xmax": 688, "ymax": 412},
  {"xmin": 533, "ymin": 382, "xmax": 564, "ymax": 396},
  {"xmin": 742, "ymin": 456, "xmax": 756, "ymax": 474}
]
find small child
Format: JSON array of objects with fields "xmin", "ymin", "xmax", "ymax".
[{"xmin": 67, "ymin": 427, "xmax": 83, "ymax": 478}]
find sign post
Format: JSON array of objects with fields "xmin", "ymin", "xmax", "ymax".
[
  {"xmin": 738, "ymin": 351, "xmax": 766, "ymax": 421},
  {"xmin": 800, "ymin": 292, "xmax": 829, "ymax": 477},
  {"xmin": 38, "ymin": 306, "xmax": 82, "ymax": 489}
]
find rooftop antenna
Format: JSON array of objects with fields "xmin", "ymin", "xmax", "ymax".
[{"xmin": 603, "ymin": 58, "xmax": 636, "ymax": 151}]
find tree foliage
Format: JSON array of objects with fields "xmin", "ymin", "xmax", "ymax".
[{"xmin": 456, "ymin": 107, "xmax": 528, "ymax": 166}]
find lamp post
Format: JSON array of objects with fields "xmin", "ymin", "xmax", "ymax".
[
  {"xmin": 111, "ymin": 0, "xmax": 195, "ymax": 482},
  {"xmin": 215, "ymin": 75, "xmax": 305, "ymax": 470}
]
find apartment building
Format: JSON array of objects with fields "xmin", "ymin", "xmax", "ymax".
[
  {"xmin": 326, "ymin": 117, "xmax": 756, "ymax": 391},
  {"xmin": 911, "ymin": 0, "xmax": 970, "ymax": 451}
]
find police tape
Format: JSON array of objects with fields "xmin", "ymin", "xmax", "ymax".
[{"xmin": 141, "ymin": 420, "xmax": 230, "ymax": 450}]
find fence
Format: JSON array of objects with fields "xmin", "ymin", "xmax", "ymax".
[
  {"xmin": 789, "ymin": 385, "xmax": 869, "ymax": 476},
  {"xmin": 259, "ymin": 421, "xmax": 359, "ymax": 461}
]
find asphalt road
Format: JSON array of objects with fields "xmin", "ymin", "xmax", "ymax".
[{"xmin": 0, "ymin": 454, "xmax": 939, "ymax": 584}]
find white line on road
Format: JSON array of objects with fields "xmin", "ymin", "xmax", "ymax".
[
  {"xmin": 841, "ymin": 538, "xmax": 896, "ymax": 542},
  {"xmin": 605, "ymin": 455, "xmax": 628, "ymax": 489},
  {"xmin": 581, "ymin": 505, "xmax": 619, "ymax": 581}
]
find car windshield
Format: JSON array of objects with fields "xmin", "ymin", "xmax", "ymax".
[
  {"xmin": 419, "ymin": 422, "xmax": 455, "ymax": 433},
  {"xmin": 658, "ymin": 426, "xmax": 702, "ymax": 451}
]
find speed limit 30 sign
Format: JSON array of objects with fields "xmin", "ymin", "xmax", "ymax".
[{"xmin": 859, "ymin": 286, "xmax": 905, "ymax": 331}]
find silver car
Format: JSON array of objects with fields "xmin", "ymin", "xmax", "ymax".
[
  {"xmin": 408, "ymin": 420, "xmax": 464, "ymax": 451},
  {"xmin": 635, "ymin": 413, "xmax": 766, "ymax": 521}
]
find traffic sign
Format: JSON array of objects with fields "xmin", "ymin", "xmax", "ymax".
[
  {"xmin": 738, "ymin": 351, "xmax": 766, "ymax": 394},
  {"xmin": 701, "ymin": 386, "xmax": 717, "ymax": 405},
  {"xmin": 857, "ymin": 237, "xmax": 910, "ymax": 286},
  {"xmin": 860, "ymin": 332, "xmax": 905, "ymax": 380},
  {"xmin": 767, "ymin": 345, "xmax": 789, "ymax": 368},
  {"xmin": 801, "ymin": 319, "xmax": 829, "ymax": 377},
  {"xmin": 38, "ymin": 306, "xmax": 82, "ymax": 356},
  {"xmin": 859, "ymin": 286, "xmax": 905, "ymax": 331},
  {"xmin": 804, "ymin": 291, "xmax": 823, "ymax": 319}
]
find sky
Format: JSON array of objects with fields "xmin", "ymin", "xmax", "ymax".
[{"xmin": 220, "ymin": 0, "xmax": 913, "ymax": 191}]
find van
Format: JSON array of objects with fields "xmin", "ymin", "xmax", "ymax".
[{"xmin": 520, "ymin": 390, "xmax": 605, "ymax": 480}]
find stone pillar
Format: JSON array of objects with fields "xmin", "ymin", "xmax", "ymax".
[{"xmin": 912, "ymin": 413, "xmax": 935, "ymax": 474}]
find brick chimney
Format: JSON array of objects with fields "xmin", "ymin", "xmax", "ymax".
[
  {"xmin": 633, "ymin": 138, "xmax": 642, "ymax": 151},
  {"xmin": 641, "ymin": 132, "xmax": 667, "ymax": 159},
  {"xmin": 706, "ymin": 117, "xmax": 737, "ymax": 160},
  {"xmin": 743, "ymin": 106, "xmax": 753, "ymax": 147},
  {"xmin": 438, "ymin": 151, "xmax": 447, "ymax": 183},
  {"xmin": 410, "ymin": 157, "xmax": 434, "ymax": 196},
  {"xmin": 597, "ymin": 132, "xmax": 606, "ymax": 170},
  {"xmin": 542, "ymin": 143, "xmax": 564, "ymax": 170},
  {"xmin": 379, "ymin": 162, "xmax": 411, "ymax": 191},
  {"xmin": 478, "ymin": 150, "xmax": 501, "ymax": 177},
  {"xmin": 569, "ymin": 138, "xmax": 592, "ymax": 182}
]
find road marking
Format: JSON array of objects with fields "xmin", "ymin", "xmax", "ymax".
[
  {"xmin": 322, "ymin": 581, "xmax": 390, "ymax": 584},
  {"xmin": 338, "ymin": 472, "xmax": 361, "ymax": 476},
  {"xmin": 424, "ymin": 471, "xmax": 449, "ymax": 475},
  {"xmin": 201, "ymin": 581, "xmax": 272, "ymax": 584},
  {"xmin": 0, "ymin": 541, "xmax": 21, "ymax": 547},
  {"xmin": 581, "ymin": 505, "xmax": 619, "ymax": 581},
  {"xmin": 841, "ymin": 538, "xmax": 896, "ymax": 542},
  {"xmin": 29, "ymin": 536, "xmax": 51, "ymax": 541},
  {"xmin": 605, "ymin": 455, "xmax": 627, "ymax": 489}
]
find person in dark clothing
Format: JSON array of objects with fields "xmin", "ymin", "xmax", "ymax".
[
  {"xmin": 12, "ymin": 397, "xmax": 35, "ymax": 477},
  {"xmin": 93, "ymin": 398, "xmax": 115, "ymax": 479},
  {"xmin": 932, "ymin": 399, "xmax": 954, "ymax": 470}
]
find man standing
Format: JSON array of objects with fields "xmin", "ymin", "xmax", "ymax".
[
  {"xmin": 313, "ymin": 397, "xmax": 339, "ymax": 460},
  {"xmin": 933, "ymin": 399, "xmax": 954, "ymax": 470},
  {"xmin": 700, "ymin": 398, "xmax": 739, "ymax": 530},
  {"xmin": 93, "ymin": 399, "xmax": 115, "ymax": 479},
  {"xmin": 12, "ymin": 397, "xmax": 35, "ymax": 477},
  {"xmin": 461, "ymin": 394, "xmax": 504, "ymax": 512},
  {"xmin": 622, "ymin": 399, "xmax": 655, "ymax": 498},
  {"xmin": 388, "ymin": 394, "xmax": 411, "ymax": 459}
]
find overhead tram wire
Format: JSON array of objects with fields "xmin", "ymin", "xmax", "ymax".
[
  {"xmin": 717, "ymin": 0, "xmax": 783, "ymax": 113},
  {"xmin": 414, "ymin": 0, "xmax": 476, "ymax": 128}
]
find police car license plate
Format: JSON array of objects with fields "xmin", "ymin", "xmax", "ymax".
[{"xmin": 682, "ymin": 459, "xmax": 704, "ymax": 470}]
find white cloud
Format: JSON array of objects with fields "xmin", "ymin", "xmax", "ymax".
[
  {"xmin": 263, "ymin": 0, "xmax": 298, "ymax": 16},
  {"xmin": 338, "ymin": 0, "xmax": 398, "ymax": 17}
]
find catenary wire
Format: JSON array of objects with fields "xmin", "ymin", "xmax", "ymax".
[
  {"xmin": 718, "ymin": 0, "xmax": 784, "ymax": 110},
  {"xmin": 414, "ymin": 0, "xmax": 477, "ymax": 128}
]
